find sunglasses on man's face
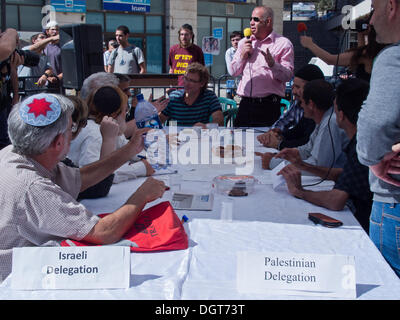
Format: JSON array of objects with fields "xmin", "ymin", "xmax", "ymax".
[{"xmin": 250, "ymin": 17, "xmax": 262, "ymax": 22}]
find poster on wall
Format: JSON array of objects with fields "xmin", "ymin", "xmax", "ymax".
[
  {"xmin": 50, "ymin": 0, "xmax": 86, "ymax": 13},
  {"xmin": 213, "ymin": 27, "xmax": 223, "ymax": 40},
  {"xmin": 103, "ymin": 0, "xmax": 151, "ymax": 12},
  {"xmin": 202, "ymin": 37, "xmax": 220, "ymax": 56},
  {"xmin": 204, "ymin": 53, "xmax": 213, "ymax": 67}
]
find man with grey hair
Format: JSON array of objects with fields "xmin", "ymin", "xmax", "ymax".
[
  {"xmin": 79, "ymin": 72, "xmax": 119, "ymax": 101},
  {"xmin": 356, "ymin": 0, "xmax": 400, "ymax": 276},
  {"xmin": 79, "ymin": 72, "xmax": 168, "ymax": 139},
  {"xmin": 0, "ymin": 93, "xmax": 166, "ymax": 281},
  {"xmin": 231, "ymin": 6, "xmax": 294, "ymax": 127}
]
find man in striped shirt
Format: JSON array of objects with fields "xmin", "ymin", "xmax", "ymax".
[{"xmin": 160, "ymin": 63, "xmax": 223, "ymax": 127}]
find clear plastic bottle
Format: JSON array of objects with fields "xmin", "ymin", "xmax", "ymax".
[
  {"xmin": 134, "ymin": 94, "xmax": 169, "ymax": 169},
  {"xmin": 134, "ymin": 93, "xmax": 163, "ymax": 129}
]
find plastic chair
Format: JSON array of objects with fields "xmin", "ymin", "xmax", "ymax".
[
  {"xmin": 280, "ymin": 98, "xmax": 290, "ymax": 115},
  {"xmin": 218, "ymin": 97, "xmax": 237, "ymax": 111},
  {"xmin": 218, "ymin": 97, "xmax": 238, "ymax": 127},
  {"xmin": 223, "ymin": 108, "xmax": 238, "ymax": 127}
]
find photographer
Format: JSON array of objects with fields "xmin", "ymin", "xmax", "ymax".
[
  {"xmin": 0, "ymin": 28, "xmax": 20, "ymax": 149},
  {"xmin": 0, "ymin": 28, "xmax": 40, "ymax": 149},
  {"xmin": 300, "ymin": 23, "xmax": 386, "ymax": 83}
]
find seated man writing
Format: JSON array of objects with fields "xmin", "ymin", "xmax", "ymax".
[
  {"xmin": 159, "ymin": 62, "xmax": 224, "ymax": 127},
  {"xmin": 0, "ymin": 93, "xmax": 166, "ymax": 281},
  {"xmin": 257, "ymin": 63, "xmax": 324, "ymax": 150},
  {"xmin": 257, "ymin": 79, "xmax": 348, "ymax": 171},
  {"xmin": 277, "ymin": 79, "xmax": 372, "ymax": 233}
]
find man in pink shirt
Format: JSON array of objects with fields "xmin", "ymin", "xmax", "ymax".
[{"xmin": 231, "ymin": 6, "xmax": 294, "ymax": 127}]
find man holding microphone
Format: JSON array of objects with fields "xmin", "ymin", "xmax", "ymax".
[{"xmin": 230, "ymin": 6, "xmax": 294, "ymax": 127}]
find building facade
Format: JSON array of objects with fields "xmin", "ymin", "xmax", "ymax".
[{"xmin": 1, "ymin": 0, "xmax": 284, "ymax": 78}]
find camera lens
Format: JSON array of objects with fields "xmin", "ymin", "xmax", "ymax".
[{"xmin": 15, "ymin": 49, "xmax": 40, "ymax": 67}]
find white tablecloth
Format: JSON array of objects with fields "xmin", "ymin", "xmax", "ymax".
[{"xmin": 1, "ymin": 128, "xmax": 399, "ymax": 300}]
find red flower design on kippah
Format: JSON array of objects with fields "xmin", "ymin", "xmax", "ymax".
[{"xmin": 27, "ymin": 98, "xmax": 52, "ymax": 118}]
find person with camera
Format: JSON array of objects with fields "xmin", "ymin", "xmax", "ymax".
[
  {"xmin": 0, "ymin": 28, "xmax": 26, "ymax": 149},
  {"xmin": 300, "ymin": 22, "xmax": 386, "ymax": 83}
]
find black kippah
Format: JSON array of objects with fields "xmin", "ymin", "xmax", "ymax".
[
  {"xmin": 93, "ymin": 86, "xmax": 121, "ymax": 115},
  {"xmin": 295, "ymin": 64, "xmax": 325, "ymax": 82},
  {"xmin": 181, "ymin": 24, "xmax": 193, "ymax": 32}
]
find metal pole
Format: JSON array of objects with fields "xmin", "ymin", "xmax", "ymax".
[{"xmin": 1, "ymin": 0, "xmax": 6, "ymax": 31}]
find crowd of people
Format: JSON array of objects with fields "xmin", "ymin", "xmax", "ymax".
[{"xmin": 0, "ymin": 1, "xmax": 399, "ymax": 282}]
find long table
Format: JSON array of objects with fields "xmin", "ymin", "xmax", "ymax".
[{"xmin": 1, "ymin": 128, "xmax": 399, "ymax": 300}]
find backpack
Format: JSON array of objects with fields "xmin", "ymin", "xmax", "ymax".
[{"xmin": 110, "ymin": 45, "xmax": 141, "ymax": 72}]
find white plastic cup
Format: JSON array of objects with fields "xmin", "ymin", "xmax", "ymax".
[
  {"xmin": 220, "ymin": 198, "xmax": 234, "ymax": 222},
  {"xmin": 206, "ymin": 123, "xmax": 218, "ymax": 130},
  {"xmin": 169, "ymin": 174, "xmax": 182, "ymax": 191}
]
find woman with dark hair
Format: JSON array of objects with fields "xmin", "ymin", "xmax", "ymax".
[
  {"xmin": 300, "ymin": 25, "xmax": 386, "ymax": 82},
  {"xmin": 68, "ymin": 86, "xmax": 153, "ymax": 188}
]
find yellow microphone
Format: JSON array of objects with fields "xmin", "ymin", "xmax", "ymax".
[{"xmin": 244, "ymin": 28, "xmax": 252, "ymax": 39}]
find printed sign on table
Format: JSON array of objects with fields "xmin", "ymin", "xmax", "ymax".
[
  {"xmin": 11, "ymin": 246, "xmax": 130, "ymax": 290},
  {"xmin": 237, "ymin": 251, "xmax": 356, "ymax": 298}
]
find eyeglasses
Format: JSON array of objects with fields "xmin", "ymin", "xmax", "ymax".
[
  {"xmin": 184, "ymin": 75, "xmax": 201, "ymax": 83},
  {"xmin": 250, "ymin": 17, "xmax": 262, "ymax": 22}
]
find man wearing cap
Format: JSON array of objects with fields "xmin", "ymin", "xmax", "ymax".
[
  {"xmin": 168, "ymin": 24, "xmax": 205, "ymax": 87},
  {"xmin": 0, "ymin": 93, "xmax": 165, "ymax": 281},
  {"xmin": 43, "ymin": 21, "xmax": 63, "ymax": 91},
  {"xmin": 231, "ymin": 6, "xmax": 294, "ymax": 127},
  {"xmin": 257, "ymin": 64, "xmax": 325, "ymax": 150}
]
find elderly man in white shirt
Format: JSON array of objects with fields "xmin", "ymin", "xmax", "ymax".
[{"xmin": 0, "ymin": 93, "xmax": 165, "ymax": 282}]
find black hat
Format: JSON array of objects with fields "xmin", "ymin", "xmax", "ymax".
[
  {"xmin": 93, "ymin": 86, "xmax": 121, "ymax": 115},
  {"xmin": 181, "ymin": 24, "xmax": 193, "ymax": 32},
  {"xmin": 295, "ymin": 64, "xmax": 325, "ymax": 82}
]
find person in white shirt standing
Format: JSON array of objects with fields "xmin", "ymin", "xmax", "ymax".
[{"xmin": 225, "ymin": 31, "xmax": 243, "ymax": 99}]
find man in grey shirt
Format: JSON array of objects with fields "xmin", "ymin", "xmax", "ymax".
[
  {"xmin": 258, "ymin": 79, "xmax": 348, "ymax": 171},
  {"xmin": 107, "ymin": 25, "xmax": 146, "ymax": 74},
  {"xmin": 356, "ymin": 0, "xmax": 400, "ymax": 277}
]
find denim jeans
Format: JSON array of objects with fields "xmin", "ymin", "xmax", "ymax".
[{"xmin": 370, "ymin": 201, "xmax": 400, "ymax": 277}]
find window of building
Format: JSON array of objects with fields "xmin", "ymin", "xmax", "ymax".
[
  {"xmin": 3, "ymin": 0, "xmax": 44, "ymax": 31},
  {"xmin": 86, "ymin": 0, "xmax": 165, "ymax": 73},
  {"xmin": 197, "ymin": 1, "xmax": 255, "ymax": 78}
]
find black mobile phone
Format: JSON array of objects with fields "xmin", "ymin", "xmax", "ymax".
[{"xmin": 308, "ymin": 212, "xmax": 343, "ymax": 228}]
